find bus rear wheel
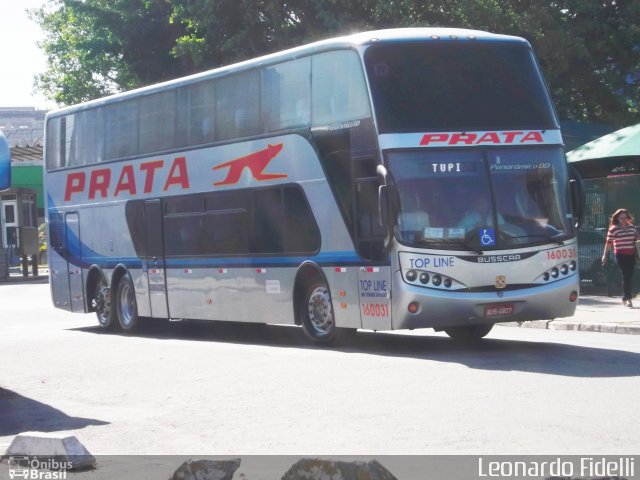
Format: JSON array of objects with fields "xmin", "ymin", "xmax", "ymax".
[
  {"xmin": 115, "ymin": 275, "xmax": 139, "ymax": 332},
  {"xmin": 92, "ymin": 276, "xmax": 115, "ymax": 330},
  {"xmin": 444, "ymin": 323, "xmax": 493, "ymax": 342},
  {"xmin": 300, "ymin": 279, "xmax": 337, "ymax": 343}
]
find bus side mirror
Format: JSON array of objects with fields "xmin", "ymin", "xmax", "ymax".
[
  {"xmin": 378, "ymin": 184, "xmax": 389, "ymax": 227},
  {"xmin": 568, "ymin": 165, "xmax": 584, "ymax": 229},
  {"xmin": 377, "ymin": 165, "xmax": 396, "ymax": 247}
]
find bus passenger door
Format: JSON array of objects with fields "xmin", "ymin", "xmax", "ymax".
[
  {"xmin": 144, "ymin": 200, "xmax": 169, "ymax": 319},
  {"xmin": 355, "ymin": 175, "xmax": 391, "ymax": 331}
]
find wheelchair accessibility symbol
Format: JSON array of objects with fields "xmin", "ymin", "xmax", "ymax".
[{"xmin": 480, "ymin": 228, "xmax": 496, "ymax": 247}]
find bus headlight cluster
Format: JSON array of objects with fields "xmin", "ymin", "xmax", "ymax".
[
  {"xmin": 404, "ymin": 269, "xmax": 456, "ymax": 289},
  {"xmin": 541, "ymin": 260, "xmax": 577, "ymax": 282}
]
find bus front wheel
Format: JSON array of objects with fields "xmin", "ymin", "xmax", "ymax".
[
  {"xmin": 444, "ymin": 323, "xmax": 493, "ymax": 342},
  {"xmin": 300, "ymin": 279, "xmax": 337, "ymax": 343},
  {"xmin": 115, "ymin": 275, "xmax": 139, "ymax": 332}
]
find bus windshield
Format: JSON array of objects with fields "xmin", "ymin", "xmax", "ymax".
[
  {"xmin": 387, "ymin": 147, "xmax": 574, "ymax": 250},
  {"xmin": 365, "ymin": 42, "xmax": 556, "ymax": 132}
]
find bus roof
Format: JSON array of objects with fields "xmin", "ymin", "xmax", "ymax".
[{"xmin": 47, "ymin": 27, "xmax": 529, "ymax": 118}]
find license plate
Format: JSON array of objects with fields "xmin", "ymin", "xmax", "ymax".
[{"xmin": 484, "ymin": 304, "xmax": 514, "ymax": 318}]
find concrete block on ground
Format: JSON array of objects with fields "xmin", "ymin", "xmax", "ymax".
[
  {"xmin": 169, "ymin": 458, "xmax": 240, "ymax": 480},
  {"xmin": 3, "ymin": 434, "xmax": 95, "ymax": 470},
  {"xmin": 282, "ymin": 458, "xmax": 397, "ymax": 480}
]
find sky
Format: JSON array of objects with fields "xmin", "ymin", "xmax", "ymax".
[{"xmin": 0, "ymin": 0, "xmax": 54, "ymax": 110}]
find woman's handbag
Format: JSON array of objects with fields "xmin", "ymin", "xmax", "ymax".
[{"xmin": 636, "ymin": 239, "xmax": 640, "ymax": 260}]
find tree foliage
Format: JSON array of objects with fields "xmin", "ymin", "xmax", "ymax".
[{"xmin": 31, "ymin": 0, "xmax": 639, "ymax": 126}]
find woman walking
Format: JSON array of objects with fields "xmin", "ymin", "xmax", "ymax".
[{"xmin": 601, "ymin": 208, "xmax": 638, "ymax": 307}]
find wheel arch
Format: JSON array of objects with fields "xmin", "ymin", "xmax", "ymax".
[
  {"xmin": 85, "ymin": 265, "xmax": 107, "ymax": 313},
  {"xmin": 293, "ymin": 261, "xmax": 328, "ymax": 326},
  {"xmin": 110, "ymin": 264, "xmax": 130, "ymax": 292}
]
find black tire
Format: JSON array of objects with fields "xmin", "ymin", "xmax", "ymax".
[
  {"xmin": 300, "ymin": 278, "xmax": 338, "ymax": 343},
  {"xmin": 444, "ymin": 323, "xmax": 493, "ymax": 342},
  {"xmin": 92, "ymin": 275, "xmax": 116, "ymax": 330},
  {"xmin": 115, "ymin": 275, "xmax": 139, "ymax": 332}
]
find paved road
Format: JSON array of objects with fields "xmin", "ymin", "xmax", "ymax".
[{"xmin": 1, "ymin": 281, "xmax": 640, "ymax": 458}]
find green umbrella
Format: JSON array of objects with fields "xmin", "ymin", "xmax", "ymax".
[
  {"xmin": 567, "ymin": 123, "xmax": 640, "ymax": 161},
  {"xmin": 567, "ymin": 123, "xmax": 640, "ymax": 178}
]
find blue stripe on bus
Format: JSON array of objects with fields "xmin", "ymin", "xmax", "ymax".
[
  {"xmin": 81, "ymin": 251, "xmax": 364, "ymax": 270},
  {"xmin": 162, "ymin": 251, "xmax": 364, "ymax": 269}
]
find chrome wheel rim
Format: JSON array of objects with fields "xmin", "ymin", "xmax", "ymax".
[
  {"xmin": 307, "ymin": 286, "xmax": 334, "ymax": 335},
  {"xmin": 118, "ymin": 282, "xmax": 136, "ymax": 328},
  {"xmin": 93, "ymin": 283, "xmax": 111, "ymax": 326}
]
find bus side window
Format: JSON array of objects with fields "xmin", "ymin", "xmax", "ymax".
[
  {"xmin": 190, "ymin": 81, "xmax": 216, "ymax": 145},
  {"xmin": 252, "ymin": 188, "xmax": 285, "ymax": 254},
  {"xmin": 283, "ymin": 187, "xmax": 320, "ymax": 253},
  {"xmin": 262, "ymin": 58, "xmax": 311, "ymax": 132},
  {"xmin": 46, "ymin": 117, "xmax": 65, "ymax": 170},
  {"xmin": 217, "ymin": 71, "xmax": 260, "ymax": 140},
  {"xmin": 311, "ymin": 50, "xmax": 371, "ymax": 126}
]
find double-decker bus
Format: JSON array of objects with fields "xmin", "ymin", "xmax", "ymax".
[{"xmin": 45, "ymin": 28, "xmax": 583, "ymax": 343}]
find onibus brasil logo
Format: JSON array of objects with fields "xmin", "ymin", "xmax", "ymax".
[{"xmin": 7, "ymin": 456, "xmax": 71, "ymax": 479}]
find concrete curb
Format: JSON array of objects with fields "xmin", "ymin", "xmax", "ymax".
[{"xmin": 498, "ymin": 320, "xmax": 640, "ymax": 335}]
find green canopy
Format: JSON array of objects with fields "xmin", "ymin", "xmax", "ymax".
[{"xmin": 567, "ymin": 123, "xmax": 640, "ymax": 179}]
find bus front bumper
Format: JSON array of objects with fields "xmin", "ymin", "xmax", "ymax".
[{"xmin": 391, "ymin": 275, "xmax": 579, "ymax": 331}]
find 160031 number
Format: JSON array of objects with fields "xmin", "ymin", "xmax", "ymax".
[
  {"xmin": 361, "ymin": 303, "xmax": 389, "ymax": 317},
  {"xmin": 546, "ymin": 248, "xmax": 576, "ymax": 261}
]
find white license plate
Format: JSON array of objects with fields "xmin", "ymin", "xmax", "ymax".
[{"xmin": 484, "ymin": 304, "xmax": 514, "ymax": 318}]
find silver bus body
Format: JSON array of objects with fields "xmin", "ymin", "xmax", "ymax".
[{"xmin": 45, "ymin": 28, "xmax": 579, "ymax": 341}]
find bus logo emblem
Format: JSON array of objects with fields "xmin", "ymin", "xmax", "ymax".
[
  {"xmin": 213, "ymin": 143, "xmax": 286, "ymax": 186},
  {"xmin": 495, "ymin": 276, "xmax": 507, "ymax": 289}
]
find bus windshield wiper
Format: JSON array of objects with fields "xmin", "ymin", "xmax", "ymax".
[{"xmin": 459, "ymin": 240, "xmax": 484, "ymax": 255}]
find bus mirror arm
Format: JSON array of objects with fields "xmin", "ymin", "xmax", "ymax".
[{"xmin": 568, "ymin": 165, "xmax": 585, "ymax": 229}]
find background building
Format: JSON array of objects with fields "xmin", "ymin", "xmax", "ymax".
[
  {"xmin": 0, "ymin": 107, "xmax": 45, "ymax": 217},
  {"xmin": 0, "ymin": 107, "xmax": 45, "ymax": 278}
]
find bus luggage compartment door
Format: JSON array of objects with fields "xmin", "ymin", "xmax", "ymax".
[
  {"xmin": 144, "ymin": 200, "xmax": 169, "ymax": 319},
  {"xmin": 50, "ymin": 212, "xmax": 85, "ymax": 312},
  {"xmin": 65, "ymin": 213, "xmax": 85, "ymax": 311},
  {"xmin": 49, "ymin": 212, "xmax": 71, "ymax": 310}
]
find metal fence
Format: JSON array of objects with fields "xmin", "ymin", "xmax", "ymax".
[{"xmin": 578, "ymin": 174, "xmax": 640, "ymax": 295}]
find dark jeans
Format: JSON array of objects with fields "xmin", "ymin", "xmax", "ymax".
[{"xmin": 615, "ymin": 253, "xmax": 636, "ymax": 301}]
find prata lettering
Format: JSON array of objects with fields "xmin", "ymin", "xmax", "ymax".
[
  {"xmin": 64, "ymin": 156, "xmax": 189, "ymax": 201},
  {"xmin": 420, "ymin": 131, "xmax": 544, "ymax": 146}
]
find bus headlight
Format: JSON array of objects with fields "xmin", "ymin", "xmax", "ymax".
[{"xmin": 402, "ymin": 269, "xmax": 462, "ymax": 289}]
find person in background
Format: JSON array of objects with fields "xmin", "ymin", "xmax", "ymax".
[{"xmin": 601, "ymin": 208, "xmax": 638, "ymax": 308}]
